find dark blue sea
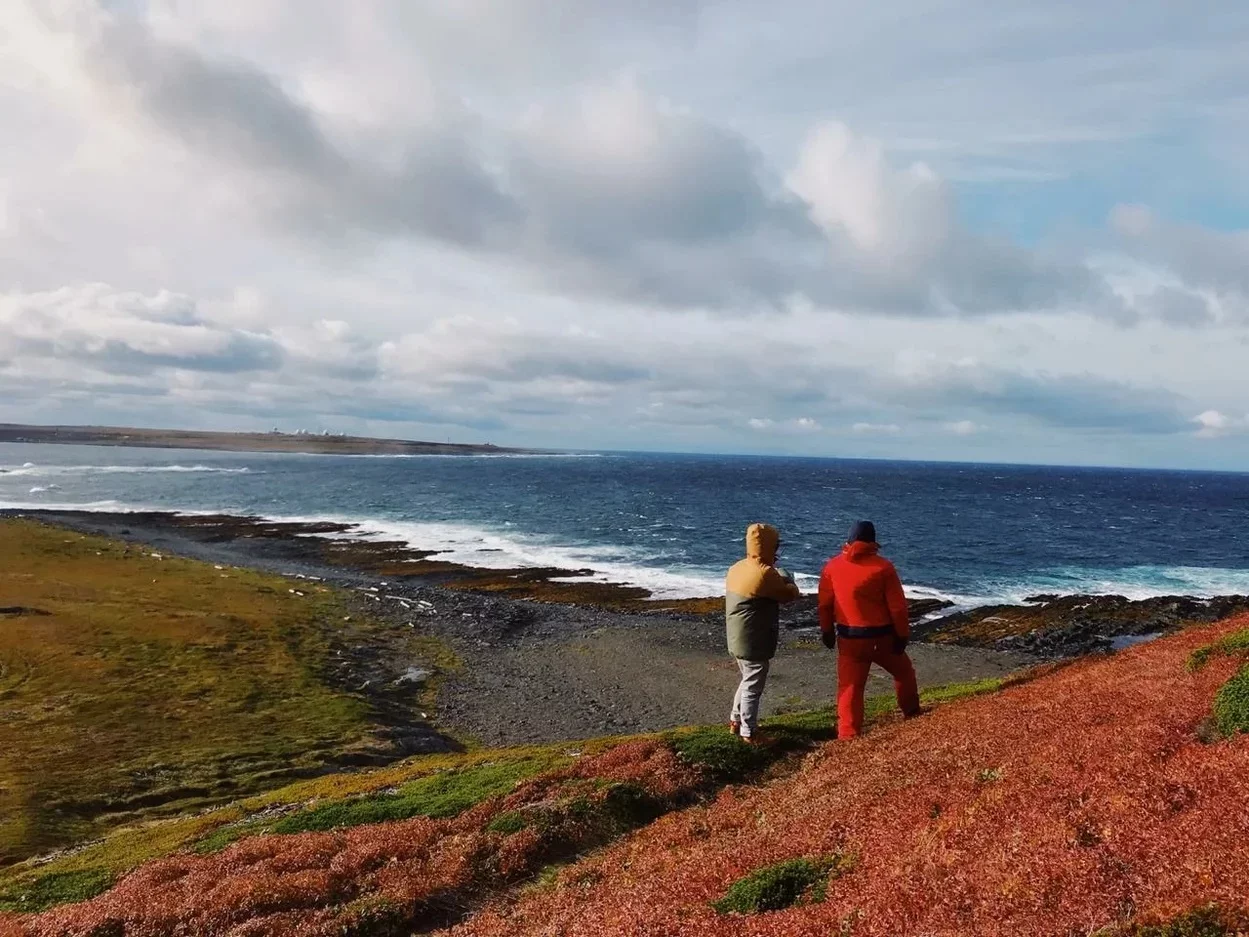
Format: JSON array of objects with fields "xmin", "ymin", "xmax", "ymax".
[{"xmin": 3, "ymin": 442, "xmax": 1248, "ymax": 605}]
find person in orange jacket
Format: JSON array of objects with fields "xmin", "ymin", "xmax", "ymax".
[{"xmin": 818, "ymin": 520, "xmax": 920, "ymax": 739}]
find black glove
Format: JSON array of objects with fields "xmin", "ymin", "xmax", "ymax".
[
  {"xmin": 820, "ymin": 629, "xmax": 837, "ymax": 650},
  {"xmin": 892, "ymin": 634, "xmax": 909, "ymax": 656}
]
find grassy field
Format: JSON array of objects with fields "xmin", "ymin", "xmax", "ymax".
[{"xmin": 0, "ymin": 519, "xmax": 450, "ymax": 865}]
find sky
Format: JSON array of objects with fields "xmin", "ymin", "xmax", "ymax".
[{"xmin": 1, "ymin": 1, "xmax": 1247, "ymax": 470}]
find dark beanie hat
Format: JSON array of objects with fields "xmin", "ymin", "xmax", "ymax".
[{"xmin": 848, "ymin": 520, "xmax": 877, "ymax": 544}]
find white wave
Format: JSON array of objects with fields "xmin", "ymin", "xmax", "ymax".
[
  {"xmin": 1021, "ymin": 565, "xmax": 1249, "ymax": 601},
  {"xmin": 268, "ymin": 513, "xmax": 726, "ymax": 598},
  {"xmin": 332, "ymin": 452, "xmax": 608, "ymax": 460},
  {"xmin": 0, "ymin": 498, "xmax": 131, "ymax": 512},
  {"xmin": 932, "ymin": 565, "xmax": 1249, "ymax": 608},
  {"xmin": 0, "ymin": 464, "xmax": 252, "ymax": 477},
  {"xmin": 28, "ymin": 485, "xmax": 61, "ymax": 493},
  {"xmin": 2, "ymin": 494, "xmax": 1245, "ymax": 604}
]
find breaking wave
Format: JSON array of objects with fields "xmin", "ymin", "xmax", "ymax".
[{"xmin": 1, "ymin": 464, "xmax": 253, "ymax": 477}]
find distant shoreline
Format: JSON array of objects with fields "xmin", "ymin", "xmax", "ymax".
[
  {"xmin": 0, "ymin": 422, "xmax": 541, "ymax": 457},
  {"xmin": 7, "ymin": 507, "xmax": 1247, "ymax": 662}
]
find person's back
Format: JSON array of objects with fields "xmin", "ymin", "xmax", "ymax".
[
  {"xmin": 725, "ymin": 523, "xmax": 800, "ymax": 741},
  {"xmin": 818, "ymin": 520, "xmax": 918, "ymax": 739},
  {"xmin": 820, "ymin": 541, "xmax": 909, "ymax": 637}
]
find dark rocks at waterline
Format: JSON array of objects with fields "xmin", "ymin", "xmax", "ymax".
[{"xmin": 918, "ymin": 593, "xmax": 1249, "ymax": 657}]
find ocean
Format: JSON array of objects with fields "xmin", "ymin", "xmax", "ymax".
[{"xmin": 3, "ymin": 442, "xmax": 1248, "ymax": 606}]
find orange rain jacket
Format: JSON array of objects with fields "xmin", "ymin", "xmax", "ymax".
[{"xmin": 817, "ymin": 541, "xmax": 910, "ymax": 640}]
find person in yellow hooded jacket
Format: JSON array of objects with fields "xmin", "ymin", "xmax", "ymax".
[{"xmin": 725, "ymin": 523, "xmax": 802, "ymax": 742}]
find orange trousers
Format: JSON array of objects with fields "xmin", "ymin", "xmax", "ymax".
[{"xmin": 837, "ymin": 636, "xmax": 920, "ymax": 739}]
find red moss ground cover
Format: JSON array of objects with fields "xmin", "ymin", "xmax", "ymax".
[
  {"xmin": 0, "ymin": 740, "xmax": 704, "ymax": 937},
  {"xmin": 453, "ymin": 616, "xmax": 1249, "ymax": 937},
  {"xmin": 5, "ymin": 618, "xmax": 1246, "ymax": 937}
]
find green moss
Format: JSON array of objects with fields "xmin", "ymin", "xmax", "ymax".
[
  {"xmin": 337, "ymin": 896, "xmax": 411, "ymax": 937},
  {"xmin": 669, "ymin": 727, "xmax": 770, "ymax": 782},
  {"xmin": 921, "ymin": 677, "xmax": 1004, "ymax": 705},
  {"xmin": 1187, "ymin": 628, "xmax": 1249, "ymax": 672},
  {"xmin": 759, "ymin": 706, "xmax": 835, "ymax": 735},
  {"xmin": 485, "ymin": 810, "xmax": 530, "ymax": 835},
  {"xmin": 711, "ymin": 854, "xmax": 854, "ymax": 915},
  {"xmin": 1213, "ymin": 665, "xmax": 1249, "ymax": 738},
  {"xmin": 0, "ymin": 868, "xmax": 114, "ymax": 913},
  {"xmin": 670, "ymin": 676, "xmax": 1012, "ymax": 784},
  {"xmin": 271, "ymin": 758, "xmax": 550, "ymax": 834},
  {"xmin": 600, "ymin": 782, "xmax": 666, "ymax": 828},
  {"xmin": 1113, "ymin": 904, "xmax": 1248, "ymax": 936},
  {"xmin": 191, "ymin": 819, "xmax": 270, "ymax": 854}
]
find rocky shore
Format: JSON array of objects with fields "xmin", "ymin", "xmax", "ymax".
[
  {"xmin": 7, "ymin": 508, "xmax": 1245, "ymax": 745},
  {"xmin": 913, "ymin": 592, "xmax": 1249, "ymax": 657}
]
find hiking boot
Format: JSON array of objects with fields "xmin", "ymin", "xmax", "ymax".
[{"xmin": 729, "ymin": 720, "xmax": 741, "ymax": 736}]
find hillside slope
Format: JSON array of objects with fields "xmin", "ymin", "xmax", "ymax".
[
  {"xmin": 2, "ymin": 616, "xmax": 1245, "ymax": 936},
  {"xmin": 457, "ymin": 615, "xmax": 1249, "ymax": 937},
  {"xmin": 0, "ymin": 520, "xmax": 452, "ymax": 863}
]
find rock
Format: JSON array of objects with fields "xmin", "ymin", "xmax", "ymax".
[
  {"xmin": 394, "ymin": 667, "xmax": 431, "ymax": 687},
  {"xmin": 918, "ymin": 593, "xmax": 1249, "ymax": 658}
]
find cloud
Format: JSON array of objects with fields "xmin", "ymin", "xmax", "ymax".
[
  {"xmin": 0, "ymin": 284, "xmax": 283, "ymax": 374},
  {"xmin": 1194, "ymin": 410, "xmax": 1249, "ymax": 439},
  {"xmin": 852, "ymin": 422, "xmax": 902, "ymax": 434},
  {"xmin": 12, "ymin": 3, "xmax": 1116, "ymax": 318},
  {"xmin": 1111, "ymin": 205, "xmax": 1249, "ymax": 324},
  {"xmin": 0, "ymin": 280, "xmax": 1208, "ymax": 450},
  {"xmin": 788, "ymin": 122, "xmax": 1106, "ymax": 315},
  {"xmin": 87, "ymin": 14, "xmax": 516, "ymax": 248},
  {"xmin": 886, "ymin": 356, "xmax": 1193, "ymax": 435},
  {"xmin": 747, "ymin": 416, "xmax": 822, "ymax": 434},
  {"xmin": 945, "ymin": 420, "xmax": 984, "ymax": 435},
  {"xmin": 2, "ymin": 1, "xmax": 1247, "ymax": 467},
  {"xmin": 273, "ymin": 319, "xmax": 380, "ymax": 381},
  {"xmin": 380, "ymin": 317, "xmax": 651, "ymax": 388}
]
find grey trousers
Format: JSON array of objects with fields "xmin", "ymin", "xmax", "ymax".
[{"xmin": 730, "ymin": 658, "xmax": 770, "ymax": 738}]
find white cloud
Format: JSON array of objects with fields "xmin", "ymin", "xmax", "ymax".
[
  {"xmin": 3, "ymin": 3, "xmax": 1116, "ymax": 318},
  {"xmin": 2, "ymin": 1, "xmax": 1248, "ymax": 467},
  {"xmin": 1110, "ymin": 205, "xmax": 1249, "ymax": 324},
  {"xmin": 945, "ymin": 420, "xmax": 984, "ymax": 436},
  {"xmin": 747, "ymin": 416, "xmax": 822, "ymax": 434},
  {"xmin": 1194, "ymin": 410, "xmax": 1249, "ymax": 439},
  {"xmin": 0, "ymin": 284, "xmax": 281, "ymax": 373},
  {"xmin": 852, "ymin": 422, "xmax": 902, "ymax": 434}
]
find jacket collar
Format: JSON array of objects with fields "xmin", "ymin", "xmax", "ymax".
[{"xmin": 843, "ymin": 541, "xmax": 880, "ymax": 559}]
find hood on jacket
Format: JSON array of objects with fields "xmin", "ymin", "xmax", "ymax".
[
  {"xmin": 746, "ymin": 523, "xmax": 779, "ymax": 564},
  {"xmin": 843, "ymin": 540, "xmax": 880, "ymax": 560}
]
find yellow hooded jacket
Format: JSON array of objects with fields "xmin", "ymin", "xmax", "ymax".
[{"xmin": 724, "ymin": 523, "xmax": 802, "ymax": 661}]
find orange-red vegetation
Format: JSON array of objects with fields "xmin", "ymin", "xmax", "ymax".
[
  {"xmin": 0, "ymin": 741, "xmax": 704, "ymax": 937},
  {"xmin": 5, "ymin": 617, "xmax": 1248, "ymax": 937},
  {"xmin": 455, "ymin": 616, "xmax": 1249, "ymax": 937}
]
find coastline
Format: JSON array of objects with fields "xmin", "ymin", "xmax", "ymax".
[
  {"xmin": 4, "ymin": 509, "xmax": 1029, "ymax": 746},
  {"xmin": 7, "ymin": 507, "xmax": 1247, "ymax": 745},
  {"xmin": 0, "ymin": 422, "xmax": 543, "ymax": 457}
]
